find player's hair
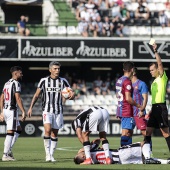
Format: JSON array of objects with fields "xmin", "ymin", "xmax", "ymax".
[
  {"xmin": 73, "ymin": 155, "xmax": 84, "ymax": 164},
  {"xmin": 133, "ymin": 67, "xmax": 138, "ymax": 76},
  {"xmin": 149, "ymin": 62, "xmax": 158, "ymax": 69},
  {"xmin": 123, "ymin": 61, "xmax": 134, "ymax": 72},
  {"xmin": 10, "ymin": 66, "xmax": 22, "ymax": 73},
  {"xmin": 49, "ymin": 61, "xmax": 61, "ymax": 68}
]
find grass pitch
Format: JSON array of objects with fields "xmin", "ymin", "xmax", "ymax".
[{"xmin": 0, "ymin": 136, "xmax": 170, "ymax": 170}]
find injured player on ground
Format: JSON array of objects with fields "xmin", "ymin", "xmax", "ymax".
[{"xmin": 74, "ymin": 139, "xmax": 170, "ymax": 165}]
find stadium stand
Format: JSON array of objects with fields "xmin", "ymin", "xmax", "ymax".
[{"xmin": 0, "ymin": 0, "xmax": 170, "ymax": 37}]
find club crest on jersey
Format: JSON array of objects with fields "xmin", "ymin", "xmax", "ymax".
[
  {"xmin": 126, "ymin": 85, "xmax": 131, "ymax": 90},
  {"xmin": 46, "ymin": 87, "xmax": 60, "ymax": 92}
]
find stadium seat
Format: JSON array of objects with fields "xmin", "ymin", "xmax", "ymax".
[
  {"xmin": 67, "ymin": 26, "xmax": 76, "ymax": 34},
  {"xmin": 47, "ymin": 26, "xmax": 58, "ymax": 35},
  {"xmin": 133, "ymin": 19, "xmax": 142, "ymax": 26},
  {"xmin": 155, "ymin": 3, "xmax": 166, "ymax": 11},
  {"xmin": 57, "ymin": 26, "xmax": 67, "ymax": 35},
  {"xmin": 65, "ymin": 100, "xmax": 75, "ymax": 106},
  {"xmin": 129, "ymin": 26, "xmax": 138, "ymax": 35},
  {"xmin": 75, "ymin": 26, "xmax": 81, "ymax": 35},
  {"xmin": 131, "ymin": 2, "xmax": 139, "ymax": 11},
  {"xmin": 147, "ymin": 3, "xmax": 157, "ymax": 11},
  {"xmin": 152, "ymin": 26, "xmax": 164, "ymax": 35},
  {"xmin": 74, "ymin": 99, "xmax": 84, "ymax": 105},
  {"xmin": 137, "ymin": 26, "xmax": 147, "ymax": 35},
  {"xmin": 163, "ymin": 27, "xmax": 170, "ymax": 35}
]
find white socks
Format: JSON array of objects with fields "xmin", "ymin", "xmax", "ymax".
[{"xmin": 142, "ymin": 143, "xmax": 151, "ymax": 159}]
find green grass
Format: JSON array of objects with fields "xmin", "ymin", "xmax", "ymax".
[{"xmin": 0, "ymin": 136, "xmax": 169, "ymax": 169}]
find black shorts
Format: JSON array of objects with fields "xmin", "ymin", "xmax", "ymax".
[{"xmin": 147, "ymin": 103, "xmax": 169, "ymax": 129}]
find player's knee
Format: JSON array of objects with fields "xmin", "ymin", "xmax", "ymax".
[{"xmin": 144, "ymin": 136, "xmax": 151, "ymax": 144}]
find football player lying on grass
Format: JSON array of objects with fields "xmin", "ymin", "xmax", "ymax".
[{"xmin": 74, "ymin": 139, "xmax": 170, "ymax": 165}]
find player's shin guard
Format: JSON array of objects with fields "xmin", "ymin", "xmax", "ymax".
[
  {"xmin": 165, "ymin": 136, "xmax": 170, "ymax": 152},
  {"xmin": 102, "ymin": 140, "xmax": 110, "ymax": 158},
  {"xmin": 83, "ymin": 141, "xmax": 91, "ymax": 159},
  {"xmin": 44, "ymin": 136, "xmax": 51, "ymax": 156},
  {"xmin": 50, "ymin": 137, "xmax": 58, "ymax": 156},
  {"xmin": 121, "ymin": 136, "xmax": 132, "ymax": 146},
  {"xmin": 4, "ymin": 133, "xmax": 14, "ymax": 155}
]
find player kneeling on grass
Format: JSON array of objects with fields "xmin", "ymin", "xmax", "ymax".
[
  {"xmin": 72, "ymin": 106, "xmax": 112, "ymax": 165},
  {"xmin": 74, "ymin": 140, "xmax": 170, "ymax": 164}
]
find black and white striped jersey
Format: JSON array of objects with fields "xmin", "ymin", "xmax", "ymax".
[
  {"xmin": 72, "ymin": 106, "xmax": 100, "ymax": 131},
  {"xmin": 2, "ymin": 79, "xmax": 21, "ymax": 110},
  {"xmin": 37, "ymin": 76, "xmax": 70, "ymax": 114}
]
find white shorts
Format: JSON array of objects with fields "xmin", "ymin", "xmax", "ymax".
[
  {"xmin": 118, "ymin": 143, "xmax": 143, "ymax": 164},
  {"xmin": 82, "ymin": 109, "xmax": 105, "ymax": 132},
  {"xmin": 101, "ymin": 108, "xmax": 110, "ymax": 133},
  {"xmin": 3, "ymin": 109, "xmax": 20, "ymax": 131},
  {"xmin": 42, "ymin": 111, "xmax": 63, "ymax": 129}
]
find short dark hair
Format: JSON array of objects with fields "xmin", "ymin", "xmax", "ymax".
[
  {"xmin": 133, "ymin": 67, "xmax": 138, "ymax": 76},
  {"xmin": 73, "ymin": 155, "xmax": 84, "ymax": 164},
  {"xmin": 49, "ymin": 61, "xmax": 61, "ymax": 68},
  {"xmin": 149, "ymin": 62, "xmax": 158, "ymax": 69},
  {"xmin": 10, "ymin": 66, "xmax": 22, "ymax": 73},
  {"xmin": 123, "ymin": 61, "xmax": 134, "ymax": 72}
]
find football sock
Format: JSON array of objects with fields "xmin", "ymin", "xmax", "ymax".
[
  {"xmin": 10, "ymin": 131, "xmax": 21, "ymax": 151},
  {"xmin": 50, "ymin": 137, "xmax": 58, "ymax": 156},
  {"xmin": 142, "ymin": 143, "xmax": 151, "ymax": 159},
  {"xmin": 165, "ymin": 136, "xmax": 170, "ymax": 152},
  {"xmin": 102, "ymin": 140, "xmax": 110, "ymax": 158},
  {"xmin": 44, "ymin": 136, "xmax": 51, "ymax": 156},
  {"xmin": 4, "ymin": 133, "xmax": 14, "ymax": 155},
  {"xmin": 121, "ymin": 136, "xmax": 132, "ymax": 146},
  {"xmin": 83, "ymin": 141, "xmax": 91, "ymax": 159}
]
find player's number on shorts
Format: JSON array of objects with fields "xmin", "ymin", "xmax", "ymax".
[
  {"xmin": 4, "ymin": 88, "xmax": 10, "ymax": 101},
  {"xmin": 116, "ymin": 86, "xmax": 123, "ymax": 106}
]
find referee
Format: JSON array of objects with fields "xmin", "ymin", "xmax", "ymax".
[{"xmin": 144, "ymin": 43, "xmax": 170, "ymax": 157}]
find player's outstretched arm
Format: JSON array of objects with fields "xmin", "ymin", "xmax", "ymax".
[{"xmin": 153, "ymin": 43, "xmax": 164, "ymax": 76}]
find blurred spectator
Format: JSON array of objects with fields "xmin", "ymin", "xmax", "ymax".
[
  {"xmin": 120, "ymin": 3, "xmax": 130, "ymax": 22},
  {"xmin": 76, "ymin": 7, "xmax": 91, "ymax": 22},
  {"xmin": 135, "ymin": 0, "xmax": 150, "ymax": 20},
  {"xmin": 17, "ymin": 15, "xmax": 30, "ymax": 36},
  {"xmin": 77, "ymin": 18, "xmax": 89, "ymax": 37},
  {"xmin": 98, "ymin": 0, "xmax": 109, "ymax": 18},
  {"xmin": 85, "ymin": 0, "xmax": 96, "ymax": 14},
  {"xmin": 110, "ymin": 3, "xmax": 121, "ymax": 17},
  {"xmin": 102, "ymin": 16, "xmax": 114, "ymax": 37},
  {"xmin": 100, "ymin": 82, "xmax": 110, "ymax": 95},
  {"xmin": 72, "ymin": 83, "xmax": 81, "ymax": 99},
  {"xmin": 94, "ymin": 86, "xmax": 101, "ymax": 95},
  {"xmin": 93, "ymin": 76, "xmax": 103, "ymax": 88},
  {"xmin": 89, "ymin": 15, "xmax": 103, "ymax": 37},
  {"xmin": 112, "ymin": 16, "xmax": 124, "ymax": 37},
  {"xmin": 158, "ymin": 10, "xmax": 169, "ymax": 27},
  {"xmin": 77, "ymin": 79, "xmax": 87, "ymax": 95}
]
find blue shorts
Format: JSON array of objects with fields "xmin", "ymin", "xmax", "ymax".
[{"xmin": 121, "ymin": 117, "xmax": 135, "ymax": 130}]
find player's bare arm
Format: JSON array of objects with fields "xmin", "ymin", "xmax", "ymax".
[
  {"xmin": 125, "ymin": 92, "xmax": 141, "ymax": 108},
  {"xmin": 0, "ymin": 93, "xmax": 4, "ymax": 121},
  {"xmin": 15, "ymin": 92, "xmax": 26, "ymax": 121},
  {"xmin": 153, "ymin": 43, "xmax": 164, "ymax": 76},
  {"xmin": 27, "ymin": 88, "xmax": 41, "ymax": 118}
]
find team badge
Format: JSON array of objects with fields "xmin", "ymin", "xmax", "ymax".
[{"xmin": 126, "ymin": 85, "xmax": 131, "ymax": 90}]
